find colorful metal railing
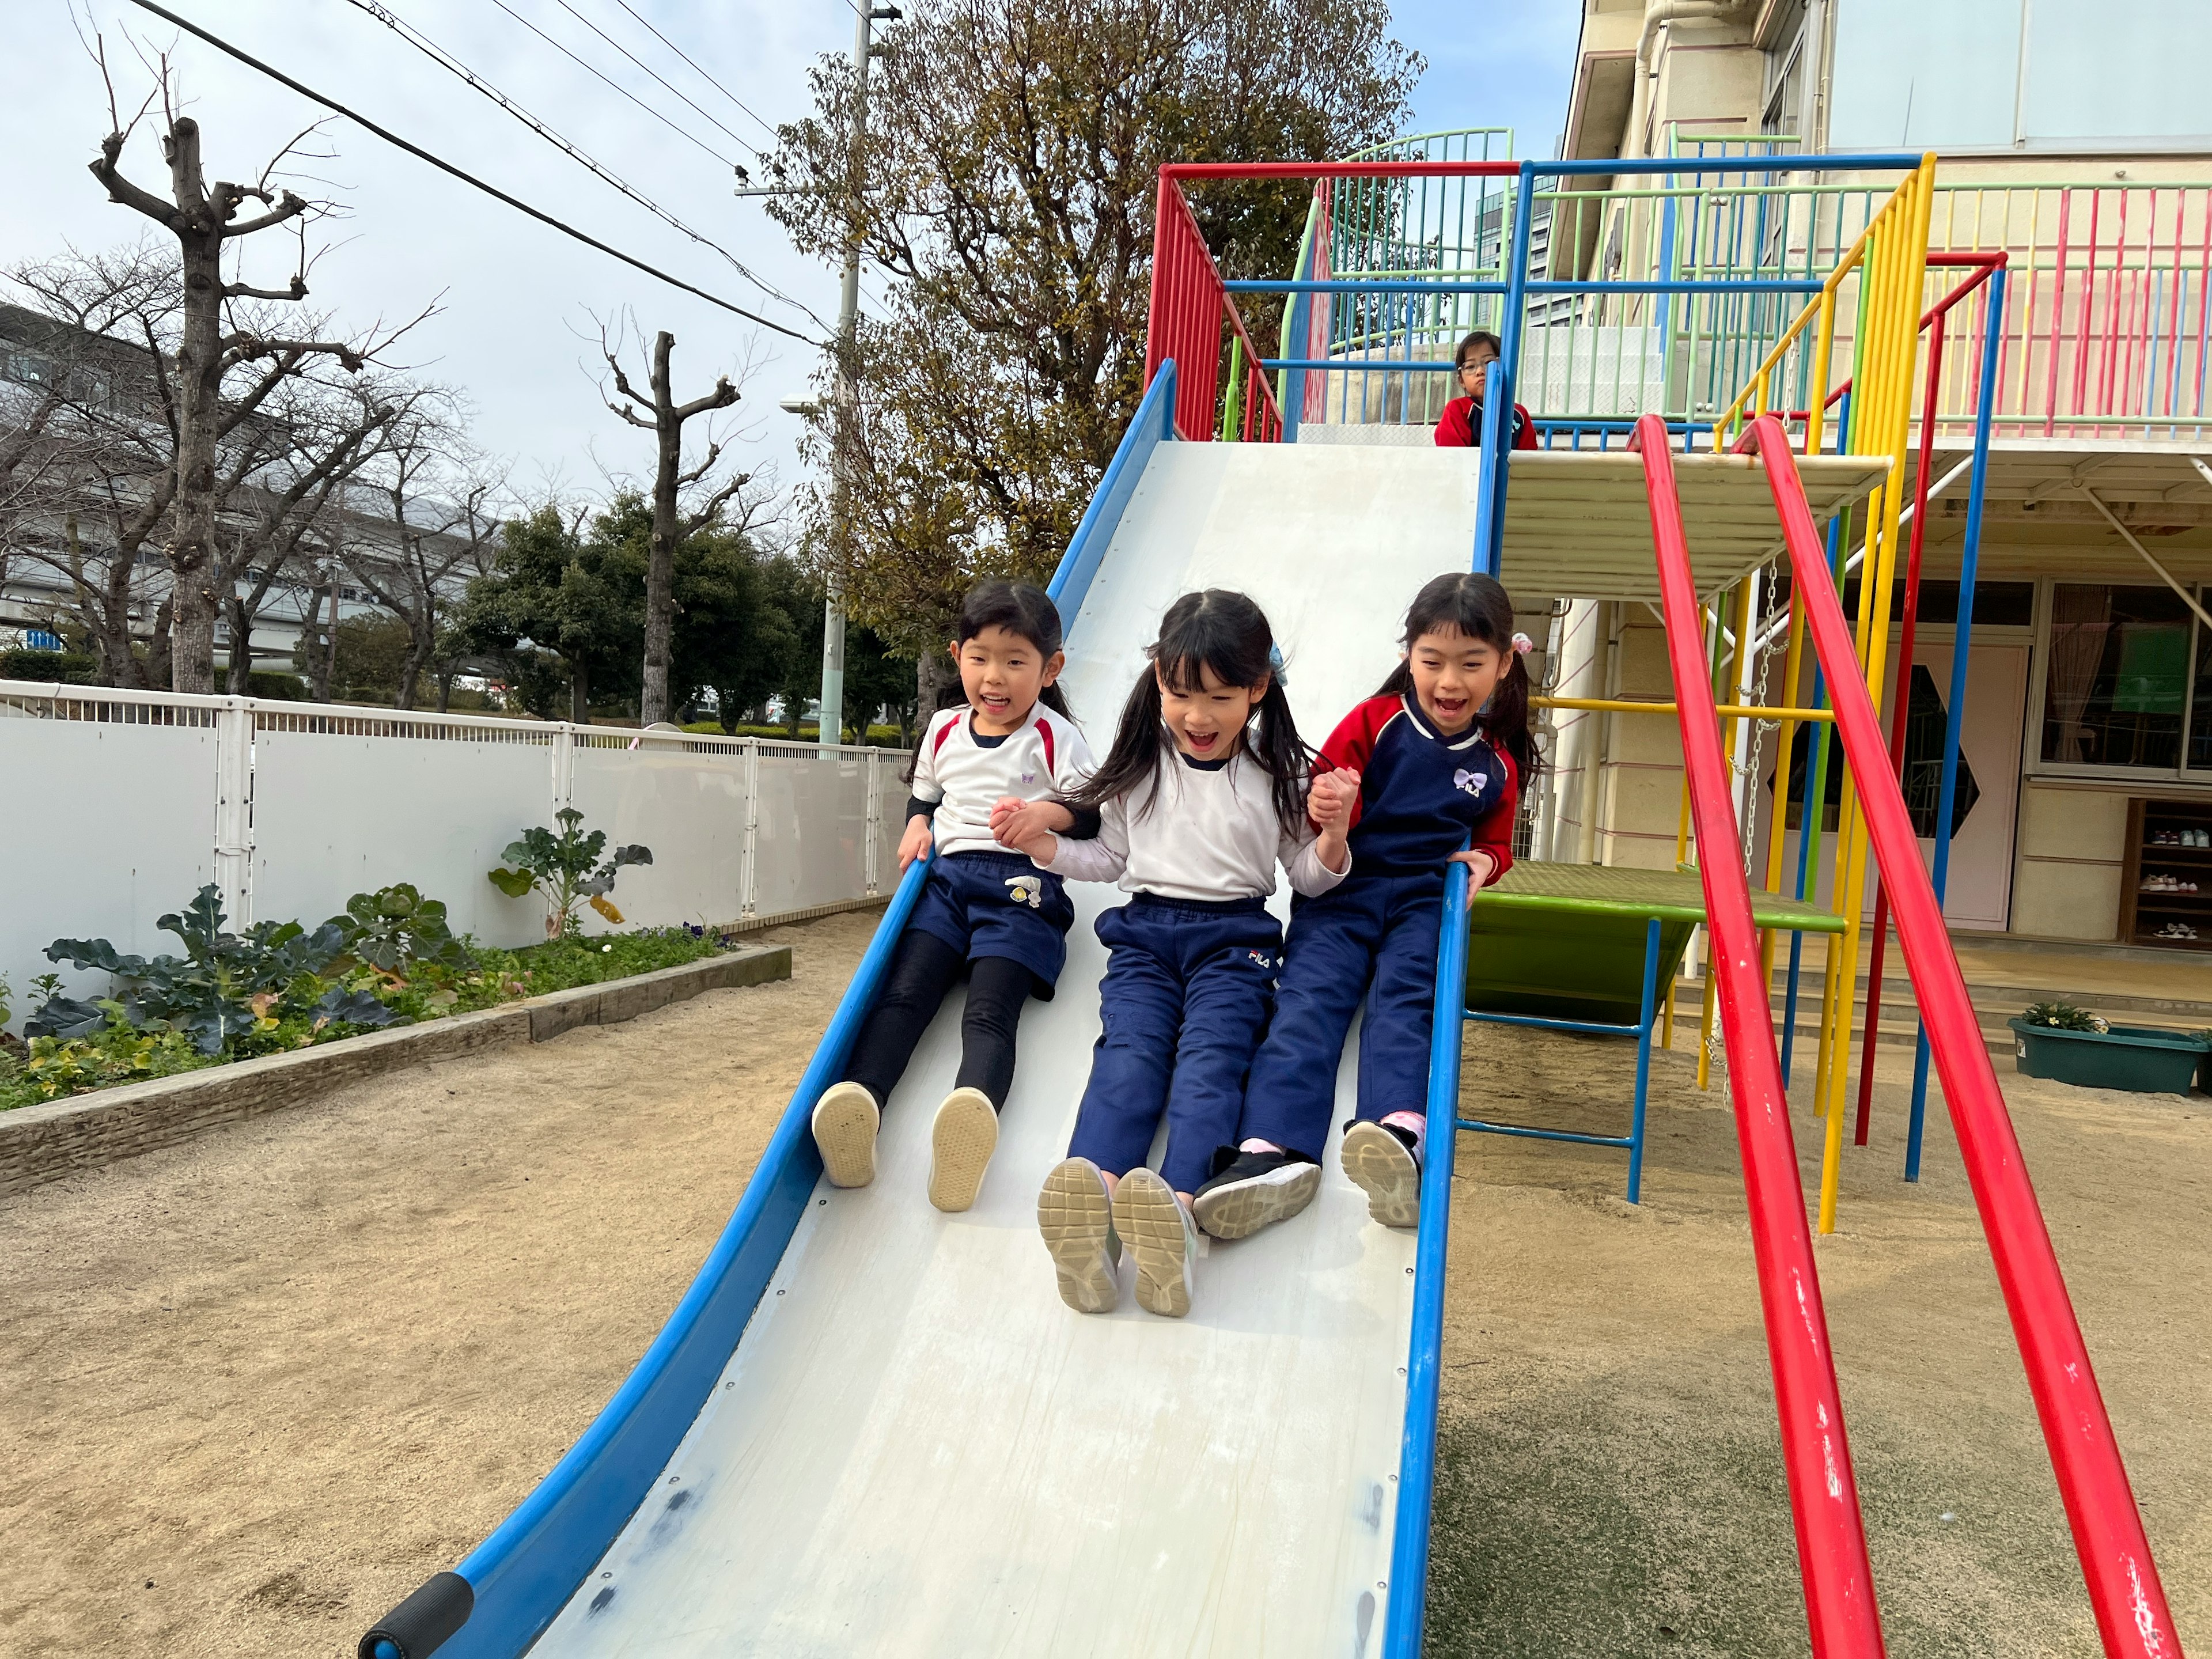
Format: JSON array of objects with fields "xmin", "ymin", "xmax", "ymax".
[{"xmin": 1144, "ymin": 173, "xmax": 1283, "ymax": 443}]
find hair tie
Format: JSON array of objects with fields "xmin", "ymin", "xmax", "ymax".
[
  {"xmin": 1267, "ymin": 642, "xmax": 1288, "ymax": 686},
  {"xmin": 1510, "ymin": 632, "xmax": 1535, "ymax": 656}
]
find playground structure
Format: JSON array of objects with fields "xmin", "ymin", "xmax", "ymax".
[{"xmin": 359, "ymin": 150, "xmax": 2182, "ymax": 1659}]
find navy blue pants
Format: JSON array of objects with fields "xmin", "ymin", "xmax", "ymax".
[
  {"xmin": 1067, "ymin": 893, "xmax": 1283, "ymax": 1195},
  {"xmin": 1237, "ymin": 870, "xmax": 1444, "ymax": 1161},
  {"xmin": 906, "ymin": 849, "xmax": 1075, "ymax": 993}
]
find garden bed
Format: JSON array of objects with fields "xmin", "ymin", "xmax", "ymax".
[
  {"xmin": 0, "ymin": 944, "xmax": 790, "ymax": 1195},
  {"xmin": 1, "ymin": 927, "xmax": 743, "ymax": 1115}
]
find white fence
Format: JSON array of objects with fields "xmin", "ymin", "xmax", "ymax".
[{"xmin": 0, "ymin": 680, "xmax": 908, "ymax": 1028}]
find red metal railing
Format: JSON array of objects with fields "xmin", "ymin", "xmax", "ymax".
[
  {"xmin": 1741, "ymin": 414, "xmax": 2181, "ymax": 1659},
  {"xmin": 1145, "ymin": 175, "xmax": 1285, "ymax": 442},
  {"xmin": 1929, "ymin": 182, "xmax": 2212, "ymax": 440},
  {"xmin": 1630, "ymin": 415, "xmax": 1886, "ymax": 1659}
]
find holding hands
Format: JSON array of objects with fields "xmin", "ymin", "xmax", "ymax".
[
  {"xmin": 991, "ymin": 796, "xmax": 1073, "ymax": 862},
  {"xmin": 1308, "ymin": 767, "xmax": 1358, "ymax": 874}
]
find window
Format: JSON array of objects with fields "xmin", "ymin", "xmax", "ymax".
[
  {"xmin": 2039, "ymin": 584, "xmax": 2192, "ymax": 770},
  {"xmin": 1761, "ymin": 0, "xmax": 1809, "ymax": 135}
]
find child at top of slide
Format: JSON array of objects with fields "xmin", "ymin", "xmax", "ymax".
[
  {"xmin": 991, "ymin": 591, "xmax": 1354, "ymax": 1319},
  {"xmin": 1192, "ymin": 571, "xmax": 1541, "ymax": 1238},
  {"xmin": 1433, "ymin": 329, "xmax": 1537, "ymax": 452},
  {"xmin": 809, "ymin": 579, "xmax": 1092, "ymax": 1214}
]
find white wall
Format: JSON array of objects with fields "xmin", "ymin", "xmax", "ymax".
[
  {"xmin": 0, "ymin": 681, "xmax": 906, "ymax": 1030},
  {"xmin": 1830, "ymin": 0, "xmax": 2212, "ymax": 154}
]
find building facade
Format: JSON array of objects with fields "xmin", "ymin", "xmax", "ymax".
[{"xmin": 1545, "ymin": 0, "xmax": 2212, "ymax": 953}]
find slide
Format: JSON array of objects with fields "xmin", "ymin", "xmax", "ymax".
[{"xmin": 365, "ymin": 372, "xmax": 1472, "ymax": 1659}]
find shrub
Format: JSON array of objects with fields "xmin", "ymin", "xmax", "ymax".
[
  {"xmin": 488, "ymin": 808, "xmax": 653, "ymax": 938},
  {"xmin": 32, "ymin": 885, "xmax": 402, "ymax": 1055},
  {"xmin": 0, "ymin": 647, "xmax": 96, "ymax": 684}
]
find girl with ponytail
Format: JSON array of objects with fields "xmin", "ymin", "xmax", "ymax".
[
  {"xmin": 991, "ymin": 590, "xmax": 1353, "ymax": 1319},
  {"xmin": 1196, "ymin": 571, "xmax": 1537, "ymax": 1240}
]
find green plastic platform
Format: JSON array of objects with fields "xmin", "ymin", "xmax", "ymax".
[{"xmin": 1468, "ymin": 862, "xmax": 1846, "ymax": 1029}]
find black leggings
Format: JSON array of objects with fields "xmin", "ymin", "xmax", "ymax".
[{"xmin": 843, "ymin": 930, "xmax": 1035, "ymax": 1112}]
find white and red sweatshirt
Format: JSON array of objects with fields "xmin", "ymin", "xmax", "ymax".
[{"xmin": 907, "ymin": 703, "xmax": 1093, "ymax": 858}]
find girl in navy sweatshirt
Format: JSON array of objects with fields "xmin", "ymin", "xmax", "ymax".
[
  {"xmin": 1194, "ymin": 571, "xmax": 1540, "ymax": 1237},
  {"xmin": 811, "ymin": 580, "xmax": 1092, "ymax": 1215},
  {"xmin": 993, "ymin": 591, "xmax": 1353, "ymax": 1317}
]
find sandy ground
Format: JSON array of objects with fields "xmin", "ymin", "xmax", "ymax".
[
  {"xmin": 0, "ymin": 910, "xmax": 878, "ymax": 1659},
  {"xmin": 2, "ymin": 907, "xmax": 2206, "ymax": 1657}
]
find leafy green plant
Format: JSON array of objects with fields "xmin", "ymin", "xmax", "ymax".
[
  {"xmin": 488, "ymin": 808, "xmax": 653, "ymax": 938},
  {"xmin": 30, "ymin": 885, "xmax": 390, "ymax": 1055},
  {"xmin": 19, "ymin": 1018, "xmax": 213, "ymax": 1101},
  {"xmin": 2022, "ymin": 1001, "xmax": 2109, "ymax": 1034},
  {"xmin": 328, "ymin": 883, "xmax": 471, "ymax": 980}
]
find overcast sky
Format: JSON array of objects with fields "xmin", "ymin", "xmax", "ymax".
[{"xmin": 2, "ymin": 0, "xmax": 1578, "ymax": 525}]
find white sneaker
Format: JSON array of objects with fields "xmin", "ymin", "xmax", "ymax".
[
  {"xmin": 1341, "ymin": 1120, "xmax": 1423, "ymax": 1229},
  {"xmin": 928, "ymin": 1087, "xmax": 999, "ymax": 1212},
  {"xmin": 1112, "ymin": 1167, "xmax": 1196, "ymax": 1318},
  {"xmin": 812, "ymin": 1082, "xmax": 881, "ymax": 1188},
  {"xmin": 1037, "ymin": 1158, "xmax": 1121, "ymax": 1313}
]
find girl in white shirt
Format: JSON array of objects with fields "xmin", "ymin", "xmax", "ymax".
[
  {"xmin": 994, "ymin": 590, "xmax": 1353, "ymax": 1317},
  {"xmin": 811, "ymin": 580, "xmax": 1092, "ymax": 1215}
]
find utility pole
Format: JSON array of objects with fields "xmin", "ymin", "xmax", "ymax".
[{"xmin": 815, "ymin": 2, "xmax": 898, "ymax": 750}]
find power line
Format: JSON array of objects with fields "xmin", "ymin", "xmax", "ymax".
[
  {"xmin": 546, "ymin": 0, "xmax": 759, "ymax": 157},
  {"xmin": 609, "ymin": 0, "xmax": 780, "ymax": 145},
  {"xmin": 123, "ymin": 0, "xmax": 821, "ymax": 343},
  {"xmin": 334, "ymin": 0, "xmax": 828, "ymax": 331},
  {"xmin": 487, "ymin": 0, "xmax": 735, "ymax": 171}
]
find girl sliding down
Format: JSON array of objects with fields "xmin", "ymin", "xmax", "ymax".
[
  {"xmin": 992, "ymin": 591, "xmax": 1352, "ymax": 1317},
  {"xmin": 1194, "ymin": 571, "xmax": 1539, "ymax": 1236},
  {"xmin": 809, "ymin": 579, "xmax": 1091, "ymax": 1213}
]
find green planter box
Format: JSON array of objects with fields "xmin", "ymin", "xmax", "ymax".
[{"xmin": 2006, "ymin": 1018, "xmax": 2210, "ymax": 1097}]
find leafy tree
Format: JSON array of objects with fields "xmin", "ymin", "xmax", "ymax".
[
  {"xmin": 768, "ymin": 0, "xmax": 1419, "ymax": 695},
  {"xmin": 294, "ymin": 612, "xmax": 412, "ymax": 704},
  {"xmin": 840, "ymin": 627, "xmax": 919, "ymax": 743},
  {"xmin": 449, "ymin": 503, "xmax": 641, "ymax": 721}
]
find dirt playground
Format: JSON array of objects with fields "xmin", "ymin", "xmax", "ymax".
[{"xmin": 0, "ymin": 907, "xmax": 2205, "ymax": 1657}]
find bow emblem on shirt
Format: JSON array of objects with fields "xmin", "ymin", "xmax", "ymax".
[
  {"xmin": 1005, "ymin": 875, "xmax": 1044, "ymax": 908},
  {"xmin": 1453, "ymin": 767, "xmax": 1488, "ymax": 798}
]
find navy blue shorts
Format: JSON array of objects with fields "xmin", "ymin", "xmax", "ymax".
[{"xmin": 906, "ymin": 849, "xmax": 1077, "ymax": 997}]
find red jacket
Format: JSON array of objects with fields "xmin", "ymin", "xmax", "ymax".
[{"xmin": 1434, "ymin": 393, "xmax": 1537, "ymax": 451}]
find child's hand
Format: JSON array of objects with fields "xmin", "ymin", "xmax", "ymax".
[
  {"xmin": 1448, "ymin": 849, "xmax": 1498, "ymax": 887},
  {"xmin": 993, "ymin": 797, "xmax": 1070, "ymax": 860},
  {"xmin": 1308, "ymin": 768, "xmax": 1359, "ymax": 835},
  {"xmin": 897, "ymin": 813, "xmax": 934, "ymax": 870}
]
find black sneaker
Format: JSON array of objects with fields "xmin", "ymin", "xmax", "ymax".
[
  {"xmin": 1340, "ymin": 1121, "xmax": 1422, "ymax": 1229},
  {"xmin": 1191, "ymin": 1146, "xmax": 1322, "ymax": 1240}
]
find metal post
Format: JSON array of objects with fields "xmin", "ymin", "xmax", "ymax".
[
  {"xmin": 213, "ymin": 698, "xmax": 253, "ymax": 927},
  {"xmin": 820, "ymin": 2, "xmax": 893, "ymax": 749},
  {"xmin": 1626, "ymin": 916, "xmax": 1661, "ymax": 1203},
  {"xmin": 1909, "ymin": 265, "xmax": 2005, "ymax": 1181},
  {"xmin": 551, "ymin": 722, "xmax": 575, "ymax": 814},
  {"xmin": 740, "ymin": 738, "xmax": 761, "ymax": 920}
]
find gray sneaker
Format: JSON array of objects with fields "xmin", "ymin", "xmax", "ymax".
[
  {"xmin": 1037, "ymin": 1157, "xmax": 1121, "ymax": 1313},
  {"xmin": 1112, "ymin": 1167, "xmax": 1197, "ymax": 1318}
]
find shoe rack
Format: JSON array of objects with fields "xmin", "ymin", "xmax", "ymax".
[{"xmin": 2122, "ymin": 796, "xmax": 2212, "ymax": 951}]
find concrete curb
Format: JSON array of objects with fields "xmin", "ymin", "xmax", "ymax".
[{"xmin": 0, "ymin": 945, "xmax": 791, "ymax": 1198}]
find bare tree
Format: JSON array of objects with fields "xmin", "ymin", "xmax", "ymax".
[
  {"xmin": 221, "ymin": 376, "xmax": 411, "ymax": 692},
  {"xmin": 599, "ymin": 316, "xmax": 756, "ymax": 726},
  {"xmin": 340, "ymin": 391, "xmax": 505, "ymax": 709},
  {"xmin": 82, "ymin": 41, "xmax": 426, "ymax": 692}
]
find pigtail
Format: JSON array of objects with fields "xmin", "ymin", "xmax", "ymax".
[
  {"xmin": 1063, "ymin": 672, "xmax": 1168, "ymax": 818},
  {"xmin": 1487, "ymin": 652, "xmax": 1544, "ymax": 790},
  {"xmin": 1247, "ymin": 678, "xmax": 1317, "ymax": 839},
  {"xmin": 1037, "ymin": 682, "xmax": 1075, "ymax": 719}
]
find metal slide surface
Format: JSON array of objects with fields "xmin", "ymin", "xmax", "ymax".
[{"xmin": 523, "ymin": 441, "xmax": 1489, "ymax": 1658}]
